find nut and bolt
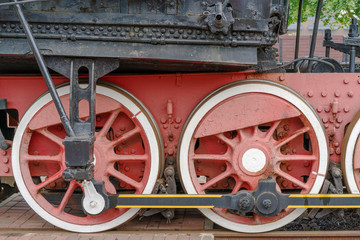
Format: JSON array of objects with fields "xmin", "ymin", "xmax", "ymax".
[
  {"xmin": 262, "ymin": 199, "xmax": 272, "ymax": 209},
  {"xmin": 90, "ymin": 201, "xmax": 97, "ymax": 208},
  {"xmin": 239, "ymin": 197, "xmax": 251, "ymax": 210}
]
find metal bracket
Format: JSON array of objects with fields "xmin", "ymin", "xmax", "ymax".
[{"xmin": 46, "ymin": 57, "xmax": 119, "ymax": 181}]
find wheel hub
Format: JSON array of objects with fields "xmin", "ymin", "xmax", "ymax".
[{"xmin": 241, "ymin": 148, "xmax": 267, "ymax": 174}]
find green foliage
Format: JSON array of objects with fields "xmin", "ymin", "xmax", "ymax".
[{"xmin": 288, "ymin": 0, "xmax": 360, "ymax": 28}]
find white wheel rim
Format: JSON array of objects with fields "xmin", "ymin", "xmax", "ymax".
[
  {"xmin": 12, "ymin": 84, "xmax": 161, "ymax": 232},
  {"xmin": 178, "ymin": 80, "xmax": 328, "ymax": 233},
  {"xmin": 343, "ymin": 117, "xmax": 360, "ymax": 194}
]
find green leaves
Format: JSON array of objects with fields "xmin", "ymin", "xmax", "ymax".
[{"xmin": 289, "ymin": 0, "xmax": 359, "ymax": 29}]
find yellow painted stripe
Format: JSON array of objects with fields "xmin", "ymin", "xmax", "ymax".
[
  {"xmin": 116, "ymin": 205, "xmax": 214, "ymax": 208},
  {"xmin": 288, "ymin": 205, "xmax": 360, "ymax": 208},
  {"xmin": 289, "ymin": 194, "xmax": 360, "ymax": 198},
  {"xmin": 118, "ymin": 194, "xmax": 221, "ymax": 198}
]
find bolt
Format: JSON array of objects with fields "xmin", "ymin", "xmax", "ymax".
[
  {"xmin": 3, "ymin": 166, "xmax": 9, "ymax": 173},
  {"xmin": 344, "ymin": 106, "xmax": 350, "ymax": 113},
  {"xmin": 168, "ymin": 148, "xmax": 174, "ymax": 155},
  {"xmin": 164, "ymin": 143, "xmax": 168, "ymax": 148},
  {"xmin": 321, "ymin": 91, "xmax": 327, "ymax": 97},
  {"xmin": 307, "ymin": 91, "xmax": 313, "ymax": 97},
  {"xmin": 336, "ymin": 148, "xmax": 341, "ymax": 155},
  {"xmin": 322, "ymin": 117, "xmax": 328, "ymax": 123},
  {"xmin": 333, "ymin": 168, "xmax": 342, "ymax": 178},
  {"xmin": 120, "ymin": 126, "xmax": 126, "ymax": 131},
  {"xmin": 96, "ymin": 116, "xmax": 101, "ymax": 122},
  {"xmin": 262, "ymin": 199, "xmax": 272, "ymax": 209},
  {"xmin": 324, "ymin": 123, "xmax": 329, "ymax": 129},
  {"xmin": 163, "ymin": 124, "xmax": 168, "ymax": 129},
  {"xmin": 1, "ymin": 150, "xmax": 6, "ymax": 156},
  {"xmin": 334, "ymin": 142, "xmax": 340, "ymax": 147},
  {"xmin": 175, "ymin": 117, "xmax": 182, "ymax": 123},
  {"xmin": 160, "ymin": 117, "xmax": 167, "ymax": 124},
  {"xmin": 174, "ymin": 124, "xmax": 179, "ymax": 129},
  {"xmin": 281, "ymin": 180, "xmax": 288, "ymax": 188},
  {"xmin": 317, "ymin": 106, "xmax": 323, "ymax": 113},
  {"xmin": 287, "ymin": 165, "xmax": 293, "ymax": 171},
  {"xmin": 304, "ymin": 161, "xmax": 310, "ymax": 167},
  {"xmin": 358, "ymin": 78, "xmax": 360, "ymax": 84},
  {"xmin": 324, "ymin": 106, "xmax": 330, "ymax": 113},
  {"xmin": 343, "ymin": 78, "xmax": 349, "ymax": 84},
  {"xmin": 165, "ymin": 168, "xmax": 174, "ymax": 177},
  {"xmin": 329, "ymin": 148, "xmax": 335, "ymax": 155},
  {"xmin": 334, "ymin": 90, "xmax": 340, "ymax": 97},
  {"xmin": 292, "ymin": 148, "xmax": 297, "ymax": 153},
  {"xmin": 220, "ymin": 166, "xmax": 226, "ymax": 171},
  {"xmin": 292, "ymin": 183, "xmax": 298, "ymax": 188},
  {"xmin": 239, "ymin": 196, "xmax": 251, "ymax": 210},
  {"xmin": 90, "ymin": 201, "xmax": 97, "ymax": 208},
  {"xmin": 348, "ymin": 91, "xmax": 354, "ymax": 97},
  {"xmin": 131, "ymin": 149, "xmax": 136, "ymax": 154},
  {"xmin": 336, "ymin": 117, "xmax": 343, "ymax": 123},
  {"xmin": 335, "ymin": 123, "xmax": 340, "ymax": 129},
  {"xmin": 3, "ymin": 157, "xmax": 9, "ymax": 164},
  {"xmin": 279, "ymin": 76, "xmax": 285, "ymax": 81},
  {"xmin": 124, "ymin": 166, "xmax": 130, "ymax": 172}
]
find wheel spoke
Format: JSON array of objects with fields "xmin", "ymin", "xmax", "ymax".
[
  {"xmin": 108, "ymin": 168, "xmax": 141, "ymax": 190},
  {"xmin": 215, "ymin": 133, "xmax": 237, "ymax": 149},
  {"xmin": 231, "ymin": 177, "xmax": 243, "ymax": 193},
  {"xmin": 275, "ymin": 167, "xmax": 308, "ymax": 190},
  {"xmin": 57, "ymin": 181, "xmax": 78, "ymax": 213},
  {"xmin": 23, "ymin": 153, "xmax": 62, "ymax": 162},
  {"xmin": 109, "ymin": 153, "xmax": 148, "ymax": 163},
  {"xmin": 265, "ymin": 120, "xmax": 281, "ymax": 140},
  {"xmin": 98, "ymin": 109, "xmax": 121, "ymax": 137},
  {"xmin": 36, "ymin": 128, "xmax": 64, "ymax": 148},
  {"xmin": 192, "ymin": 153, "xmax": 231, "ymax": 162},
  {"xmin": 200, "ymin": 169, "xmax": 232, "ymax": 192},
  {"xmin": 110, "ymin": 127, "xmax": 141, "ymax": 147},
  {"xmin": 103, "ymin": 177, "xmax": 117, "ymax": 195},
  {"xmin": 274, "ymin": 126, "xmax": 310, "ymax": 149},
  {"xmin": 35, "ymin": 171, "xmax": 63, "ymax": 192},
  {"xmin": 276, "ymin": 154, "xmax": 317, "ymax": 162}
]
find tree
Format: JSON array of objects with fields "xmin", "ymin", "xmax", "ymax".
[{"xmin": 288, "ymin": 0, "xmax": 360, "ymax": 28}]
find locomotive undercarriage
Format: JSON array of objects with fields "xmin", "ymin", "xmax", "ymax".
[{"xmin": 2, "ymin": 0, "xmax": 360, "ymax": 234}]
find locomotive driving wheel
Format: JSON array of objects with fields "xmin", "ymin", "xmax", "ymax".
[
  {"xmin": 342, "ymin": 111, "xmax": 360, "ymax": 194},
  {"xmin": 178, "ymin": 80, "xmax": 328, "ymax": 233},
  {"xmin": 12, "ymin": 83, "xmax": 162, "ymax": 232}
]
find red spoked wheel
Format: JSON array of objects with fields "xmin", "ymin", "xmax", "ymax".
[
  {"xmin": 178, "ymin": 80, "xmax": 328, "ymax": 233},
  {"xmin": 12, "ymin": 83, "xmax": 162, "ymax": 232}
]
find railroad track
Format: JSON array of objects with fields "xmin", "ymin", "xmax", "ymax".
[{"xmin": 0, "ymin": 230, "xmax": 359, "ymax": 240}]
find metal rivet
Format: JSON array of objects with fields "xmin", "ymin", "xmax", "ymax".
[
  {"xmin": 329, "ymin": 148, "xmax": 334, "ymax": 155},
  {"xmin": 344, "ymin": 106, "xmax": 350, "ymax": 113},
  {"xmin": 317, "ymin": 106, "xmax": 323, "ymax": 113},
  {"xmin": 321, "ymin": 91, "xmax": 327, "ymax": 97},
  {"xmin": 348, "ymin": 91, "xmax": 354, "ymax": 97},
  {"xmin": 307, "ymin": 91, "xmax": 313, "ymax": 97},
  {"xmin": 334, "ymin": 90, "xmax": 340, "ymax": 97},
  {"xmin": 336, "ymin": 148, "xmax": 341, "ymax": 155},
  {"xmin": 343, "ymin": 78, "xmax": 349, "ymax": 84}
]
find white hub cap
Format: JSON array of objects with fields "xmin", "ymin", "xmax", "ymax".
[{"xmin": 241, "ymin": 148, "xmax": 266, "ymax": 173}]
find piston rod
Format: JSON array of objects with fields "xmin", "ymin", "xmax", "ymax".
[{"xmin": 13, "ymin": 0, "xmax": 75, "ymax": 137}]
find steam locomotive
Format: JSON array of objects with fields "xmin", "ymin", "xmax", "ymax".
[{"xmin": 0, "ymin": 0, "xmax": 360, "ymax": 233}]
